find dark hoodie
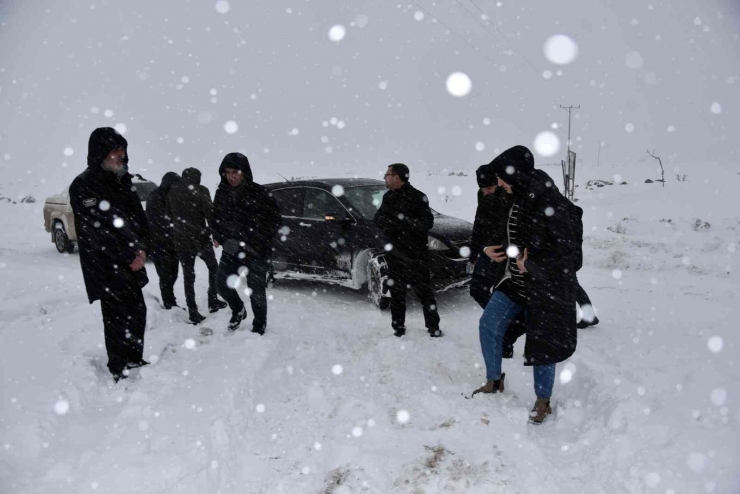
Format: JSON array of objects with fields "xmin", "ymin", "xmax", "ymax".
[
  {"xmin": 489, "ymin": 145, "xmax": 535, "ymax": 194},
  {"xmin": 146, "ymin": 172, "xmax": 180, "ymax": 258},
  {"xmin": 211, "ymin": 153, "xmax": 281, "ymax": 259},
  {"xmin": 166, "ymin": 167, "xmax": 214, "ymax": 253},
  {"xmin": 69, "ymin": 127, "xmax": 149, "ymax": 303}
]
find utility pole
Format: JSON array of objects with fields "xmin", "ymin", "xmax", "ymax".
[
  {"xmin": 560, "ymin": 104, "xmax": 580, "ymax": 156},
  {"xmin": 597, "ymin": 141, "xmax": 602, "ymax": 165}
]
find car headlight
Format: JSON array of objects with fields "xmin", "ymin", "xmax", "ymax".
[{"xmin": 427, "ymin": 236, "xmax": 449, "ymax": 251}]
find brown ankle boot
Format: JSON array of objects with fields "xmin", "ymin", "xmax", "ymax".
[
  {"xmin": 529, "ymin": 397, "xmax": 552, "ymax": 424},
  {"xmin": 472, "ymin": 373, "xmax": 505, "ymax": 396}
]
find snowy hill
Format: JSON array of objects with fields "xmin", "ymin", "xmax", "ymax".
[{"xmin": 1, "ymin": 161, "xmax": 738, "ymax": 493}]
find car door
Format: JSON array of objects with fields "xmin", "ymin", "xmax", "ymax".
[
  {"xmin": 300, "ymin": 187, "xmax": 357, "ymax": 276},
  {"xmin": 269, "ymin": 187, "xmax": 305, "ymax": 272}
]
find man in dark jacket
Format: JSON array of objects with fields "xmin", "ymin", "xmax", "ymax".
[
  {"xmin": 146, "ymin": 172, "xmax": 181, "ymax": 309},
  {"xmin": 374, "ymin": 163, "xmax": 442, "ymax": 338},
  {"xmin": 69, "ymin": 127, "xmax": 150, "ymax": 382},
  {"xmin": 469, "ymin": 164, "xmax": 510, "ymax": 309},
  {"xmin": 212, "ymin": 153, "xmax": 281, "ymax": 333},
  {"xmin": 167, "ymin": 167, "xmax": 228, "ymax": 324},
  {"xmin": 472, "ymin": 145, "xmax": 578, "ymax": 424}
]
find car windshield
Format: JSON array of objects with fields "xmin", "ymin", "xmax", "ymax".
[{"xmin": 343, "ymin": 185, "xmax": 440, "ymax": 219}]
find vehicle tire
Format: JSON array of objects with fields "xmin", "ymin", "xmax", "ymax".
[
  {"xmin": 54, "ymin": 222, "xmax": 74, "ymax": 254},
  {"xmin": 367, "ymin": 254, "xmax": 391, "ymax": 311}
]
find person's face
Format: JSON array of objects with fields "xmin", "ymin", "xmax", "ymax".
[
  {"xmin": 384, "ymin": 167, "xmax": 402, "ymax": 190},
  {"xmin": 102, "ymin": 148, "xmax": 126, "ymax": 173},
  {"xmin": 481, "ymin": 185, "xmax": 497, "ymax": 196},
  {"xmin": 225, "ymin": 168, "xmax": 244, "ymax": 187},
  {"xmin": 497, "ymin": 177, "xmax": 513, "ymax": 194}
]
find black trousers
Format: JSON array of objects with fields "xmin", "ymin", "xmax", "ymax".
[
  {"xmin": 216, "ymin": 252, "xmax": 268, "ymax": 330},
  {"xmin": 386, "ymin": 254, "xmax": 440, "ymax": 331},
  {"xmin": 470, "ymin": 258, "xmax": 499, "ymax": 309},
  {"xmin": 178, "ymin": 248, "xmax": 219, "ymax": 313},
  {"xmin": 576, "ymin": 277, "xmax": 593, "ymax": 307},
  {"xmin": 152, "ymin": 249, "xmax": 179, "ymax": 308},
  {"xmin": 100, "ymin": 287, "xmax": 147, "ymax": 375}
]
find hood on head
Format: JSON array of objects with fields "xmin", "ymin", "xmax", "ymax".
[
  {"xmin": 218, "ymin": 153, "xmax": 253, "ymax": 184},
  {"xmin": 87, "ymin": 127, "xmax": 128, "ymax": 169},
  {"xmin": 159, "ymin": 171, "xmax": 180, "ymax": 190},
  {"xmin": 182, "ymin": 167, "xmax": 201, "ymax": 186},
  {"xmin": 475, "ymin": 164, "xmax": 496, "ymax": 188},
  {"xmin": 489, "ymin": 145, "xmax": 535, "ymax": 191}
]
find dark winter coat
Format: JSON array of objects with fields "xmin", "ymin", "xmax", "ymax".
[
  {"xmin": 469, "ymin": 187, "xmax": 511, "ymax": 263},
  {"xmin": 491, "ymin": 146, "xmax": 579, "ymax": 366},
  {"xmin": 146, "ymin": 172, "xmax": 180, "ymax": 260},
  {"xmin": 211, "ymin": 153, "xmax": 282, "ymax": 259},
  {"xmin": 167, "ymin": 168, "xmax": 215, "ymax": 253},
  {"xmin": 374, "ymin": 182, "xmax": 434, "ymax": 259},
  {"xmin": 70, "ymin": 127, "xmax": 150, "ymax": 303}
]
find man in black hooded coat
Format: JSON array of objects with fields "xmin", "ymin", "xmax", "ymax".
[
  {"xmin": 146, "ymin": 171, "xmax": 181, "ymax": 309},
  {"xmin": 211, "ymin": 153, "xmax": 281, "ymax": 333},
  {"xmin": 167, "ymin": 167, "xmax": 227, "ymax": 323},
  {"xmin": 69, "ymin": 127, "xmax": 150, "ymax": 382}
]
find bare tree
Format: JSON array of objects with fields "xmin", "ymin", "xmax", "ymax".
[{"xmin": 646, "ymin": 149, "xmax": 665, "ymax": 187}]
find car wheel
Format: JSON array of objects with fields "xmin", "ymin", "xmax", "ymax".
[
  {"xmin": 54, "ymin": 223, "xmax": 74, "ymax": 253},
  {"xmin": 367, "ymin": 254, "xmax": 391, "ymax": 311}
]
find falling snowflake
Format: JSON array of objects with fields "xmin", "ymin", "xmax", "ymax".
[
  {"xmin": 54, "ymin": 399, "xmax": 70, "ymax": 415},
  {"xmin": 533, "ymin": 131, "xmax": 560, "ymax": 157},
  {"xmin": 224, "ymin": 120, "xmax": 239, "ymax": 134},
  {"xmin": 328, "ymin": 25, "xmax": 346, "ymax": 42},
  {"xmin": 543, "ymin": 35, "xmax": 579, "ymax": 65},
  {"xmin": 445, "ymin": 72, "xmax": 472, "ymax": 97},
  {"xmin": 215, "ymin": 1, "xmax": 230, "ymax": 14}
]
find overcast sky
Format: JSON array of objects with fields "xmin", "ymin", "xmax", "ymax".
[{"xmin": 1, "ymin": 0, "xmax": 738, "ymax": 195}]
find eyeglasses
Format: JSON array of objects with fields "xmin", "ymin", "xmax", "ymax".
[{"xmin": 384, "ymin": 173, "xmax": 398, "ymax": 177}]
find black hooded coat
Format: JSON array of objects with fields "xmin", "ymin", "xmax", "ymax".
[
  {"xmin": 146, "ymin": 172, "xmax": 180, "ymax": 260},
  {"xmin": 211, "ymin": 153, "xmax": 281, "ymax": 259},
  {"xmin": 490, "ymin": 146, "xmax": 579, "ymax": 366},
  {"xmin": 69, "ymin": 127, "xmax": 150, "ymax": 303},
  {"xmin": 167, "ymin": 168, "xmax": 215, "ymax": 253}
]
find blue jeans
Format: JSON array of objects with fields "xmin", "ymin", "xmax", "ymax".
[{"xmin": 479, "ymin": 290, "xmax": 556, "ymax": 399}]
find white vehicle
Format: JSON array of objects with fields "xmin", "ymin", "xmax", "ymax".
[{"xmin": 42, "ymin": 175, "xmax": 157, "ymax": 253}]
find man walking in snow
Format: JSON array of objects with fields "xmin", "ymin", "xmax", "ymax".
[
  {"xmin": 472, "ymin": 145, "xmax": 579, "ymax": 424},
  {"xmin": 374, "ymin": 163, "xmax": 442, "ymax": 338},
  {"xmin": 70, "ymin": 127, "xmax": 150, "ymax": 382},
  {"xmin": 146, "ymin": 171, "xmax": 181, "ymax": 310},
  {"xmin": 167, "ymin": 167, "xmax": 228, "ymax": 324},
  {"xmin": 211, "ymin": 153, "xmax": 281, "ymax": 333}
]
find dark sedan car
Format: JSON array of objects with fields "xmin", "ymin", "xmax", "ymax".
[{"xmin": 264, "ymin": 178, "xmax": 473, "ymax": 308}]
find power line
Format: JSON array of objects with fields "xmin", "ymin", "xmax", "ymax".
[
  {"xmin": 464, "ymin": 0, "xmax": 543, "ymax": 77},
  {"xmin": 409, "ymin": 0, "xmax": 502, "ymax": 68}
]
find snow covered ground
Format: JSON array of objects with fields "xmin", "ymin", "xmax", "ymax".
[{"xmin": 1, "ymin": 161, "xmax": 738, "ymax": 493}]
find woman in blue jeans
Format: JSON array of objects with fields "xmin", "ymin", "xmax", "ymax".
[{"xmin": 471, "ymin": 146, "xmax": 579, "ymax": 424}]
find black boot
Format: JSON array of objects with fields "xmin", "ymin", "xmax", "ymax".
[
  {"xmin": 577, "ymin": 316, "xmax": 600, "ymax": 329},
  {"xmin": 428, "ymin": 328, "xmax": 443, "ymax": 338},
  {"xmin": 208, "ymin": 299, "xmax": 228, "ymax": 313},
  {"xmin": 228, "ymin": 307, "xmax": 247, "ymax": 331},
  {"xmin": 187, "ymin": 310, "xmax": 206, "ymax": 325},
  {"xmin": 393, "ymin": 326, "xmax": 406, "ymax": 337}
]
